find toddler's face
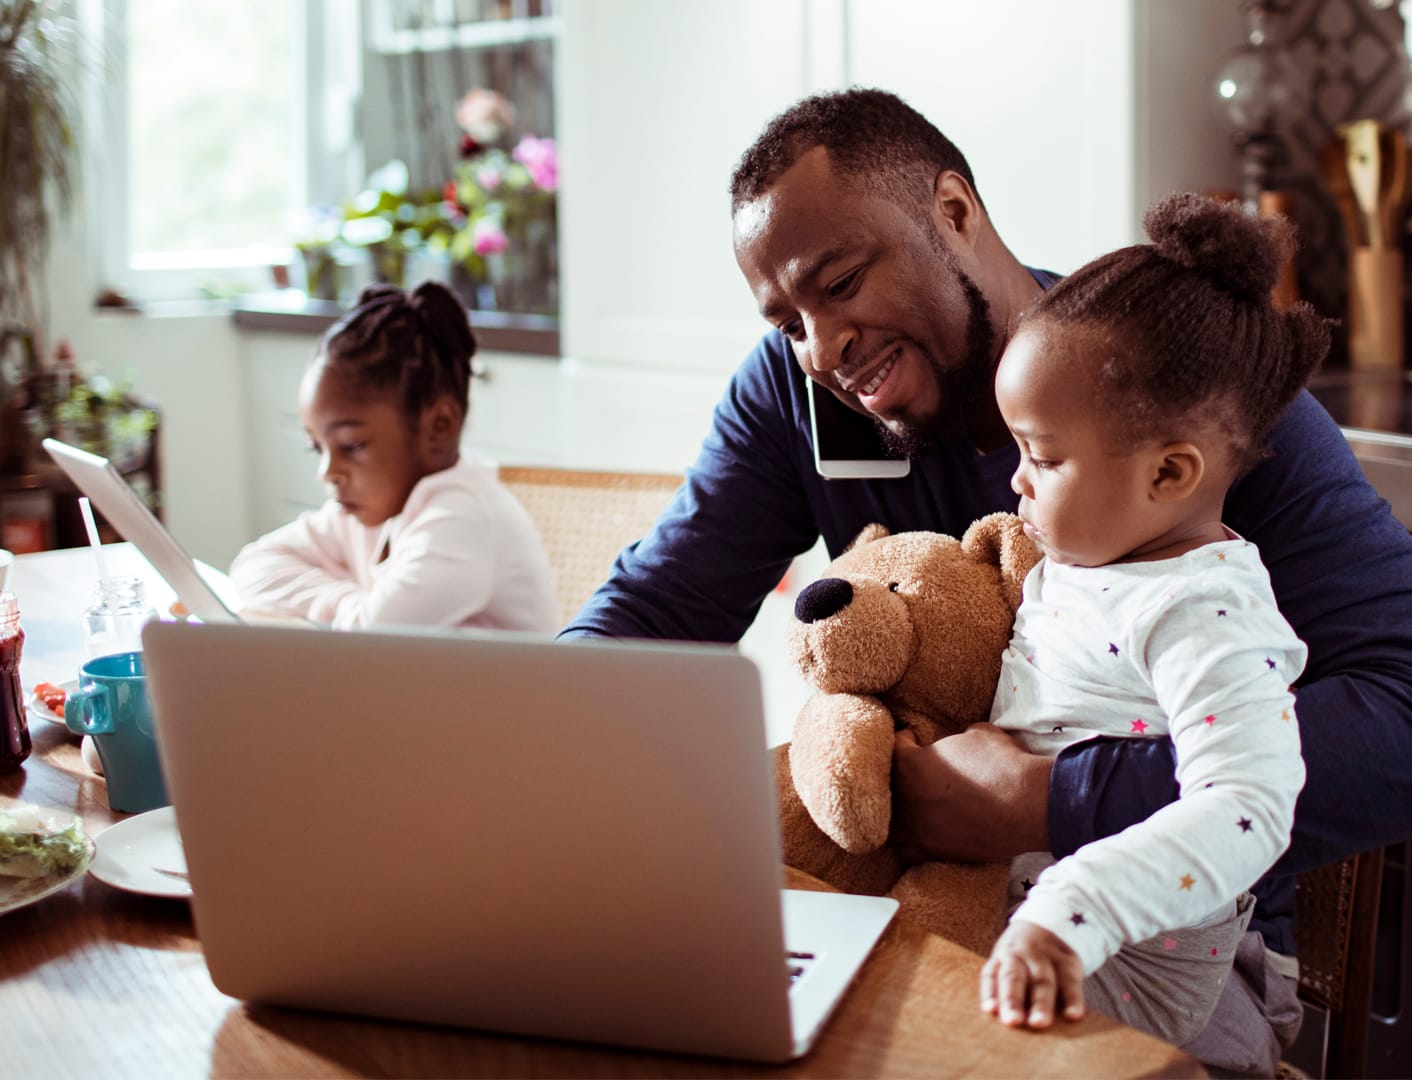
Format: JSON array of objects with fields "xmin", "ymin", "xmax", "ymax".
[
  {"xmin": 299, "ymin": 363, "xmax": 426, "ymax": 528},
  {"xmin": 994, "ymin": 326, "xmax": 1176, "ymax": 568}
]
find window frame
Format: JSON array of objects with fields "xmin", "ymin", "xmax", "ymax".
[{"xmin": 89, "ymin": 0, "xmax": 363, "ymax": 304}]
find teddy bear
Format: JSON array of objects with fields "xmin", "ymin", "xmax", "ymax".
[{"xmin": 774, "ymin": 512, "xmax": 1039, "ymax": 954}]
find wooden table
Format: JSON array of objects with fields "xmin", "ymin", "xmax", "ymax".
[{"xmin": 0, "ymin": 546, "xmax": 1204, "ymax": 1078}]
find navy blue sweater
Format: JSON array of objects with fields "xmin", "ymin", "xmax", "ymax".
[{"xmin": 562, "ymin": 328, "xmax": 1412, "ymax": 956}]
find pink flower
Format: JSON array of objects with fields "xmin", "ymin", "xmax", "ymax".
[
  {"xmin": 512, "ymin": 134, "xmax": 558, "ymax": 192},
  {"xmin": 472, "ymin": 219, "xmax": 508, "ymax": 256},
  {"xmin": 456, "ymin": 88, "xmax": 516, "ymax": 144},
  {"xmin": 475, "ymin": 165, "xmax": 503, "ymax": 193}
]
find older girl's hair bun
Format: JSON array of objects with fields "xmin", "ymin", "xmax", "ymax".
[
  {"xmin": 353, "ymin": 283, "xmax": 404, "ymax": 308},
  {"xmin": 409, "ymin": 279, "xmax": 477, "ymax": 360},
  {"xmin": 1143, "ymin": 191, "xmax": 1294, "ymax": 303},
  {"xmin": 318, "ymin": 279, "xmax": 477, "ymax": 419}
]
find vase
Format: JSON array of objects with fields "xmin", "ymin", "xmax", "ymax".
[
  {"xmin": 299, "ymin": 247, "xmax": 338, "ymax": 301},
  {"xmin": 367, "ymin": 240, "xmax": 407, "ymax": 287},
  {"xmin": 488, "ymin": 220, "xmax": 558, "ymax": 315},
  {"xmin": 451, "ymin": 262, "xmax": 497, "ymax": 313}
]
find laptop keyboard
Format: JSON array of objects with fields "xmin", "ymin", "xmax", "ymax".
[{"xmin": 787, "ymin": 949, "xmax": 816, "ymax": 985}]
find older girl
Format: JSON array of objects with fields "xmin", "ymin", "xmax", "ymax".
[{"xmin": 231, "ymin": 281, "xmax": 558, "ymax": 632}]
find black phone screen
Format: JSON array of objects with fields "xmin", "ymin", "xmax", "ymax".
[{"xmin": 806, "ymin": 379, "xmax": 910, "ymax": 479}]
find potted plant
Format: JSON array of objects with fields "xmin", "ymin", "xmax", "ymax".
[
  {"xmin": 0, "ymin": 0, "xmax": 79, "ymax": 473},
  {"xmin": 295, "ymin": 161, "xmax": 459, "ymax": 301},
  {"xmin": 339, "ymin": 160, "xmax": 458, "ymax": 290}
]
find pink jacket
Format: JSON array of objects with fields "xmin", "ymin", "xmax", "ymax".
[{"xmin": 230, "ymin": 457, "xmax": 559, "ymax": 632}]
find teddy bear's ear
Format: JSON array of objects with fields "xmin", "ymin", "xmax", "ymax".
[
  {"xmin": 959, "ymin": 513, "xmax": 1041, "ymax": 611},
  {"xmin": 843, "ymin": 522, "xmax": 890, "ymax": 552}
]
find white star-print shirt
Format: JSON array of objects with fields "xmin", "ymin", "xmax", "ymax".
[{"xmin": 990, "ymin": 535, "xmax": 1307, "ymax": 975}]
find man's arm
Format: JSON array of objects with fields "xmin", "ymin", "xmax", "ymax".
[{"xmin": 558, "ymin": 336, "xmax": 820, "ymax": 642}]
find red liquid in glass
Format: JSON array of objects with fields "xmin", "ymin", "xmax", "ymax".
[{"xmin": 0, "ymin": 624, "xmax": 29, "ymax": 772}]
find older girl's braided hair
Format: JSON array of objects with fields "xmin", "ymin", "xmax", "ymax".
[
  {"xmin": 1029, "ymin": 192, "xmax": 1332, "ymax": 468},
  {"xmin": 318, "ymin": 280, "xmax": 477, "ymax": 423}
]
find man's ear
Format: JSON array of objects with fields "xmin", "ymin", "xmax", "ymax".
[
  {"xmin": 1150, "ymin": 442, "xmax": 1205, "ymax": 502},
  {"xmin": 931, "ymin": 170, "xmax": 983, "ymax": 251}
]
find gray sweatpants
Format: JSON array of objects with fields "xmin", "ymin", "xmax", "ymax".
[
  {"xmin": 1179, "ymin": 930, "xmax": 1303, "ymax": 1077},
  {"xmin": 1086, "ymin": 892, "xmax": 1255, "ymax": 1047},
  {"xmin": 1085, "ymin": 893, "xmax": 1302, "ymax": 1076}
]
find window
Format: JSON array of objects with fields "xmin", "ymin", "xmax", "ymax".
[
  {"xmin": 90, "ymin": 0, "xmax": 558, "ymax": 313},
  {"xmin": 92, "ymin": 0, "xmax": 361, "ymax": 302},
  {"xmin": 360, "ymin": 1, "xmax": 560, "ymax": 316}
]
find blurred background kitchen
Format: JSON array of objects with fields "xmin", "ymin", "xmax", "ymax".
[{"xmin": 1, "ymin": 0, "xmax": 1407, "ymax": 564}]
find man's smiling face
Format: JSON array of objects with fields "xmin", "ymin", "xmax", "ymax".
[{"xmin": 732, "ymin": 145, "xmax": 995, "ymax": 449}]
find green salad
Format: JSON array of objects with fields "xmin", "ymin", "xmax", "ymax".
[{"xmin": 0, "ymin": 806, "xmax": 88, "ymax": 878}]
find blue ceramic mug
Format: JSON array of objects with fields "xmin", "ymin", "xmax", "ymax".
[{"xmin": 66, "ymin": 651, "xmax": 169, "ymax": 814}]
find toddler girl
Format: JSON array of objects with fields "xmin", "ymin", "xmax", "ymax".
[
  {"xmin": 231, "ymin": 281, "xmax": 559, "ymax": 632},
  {"xmin": 979, "ymin": 193, "xmax": 1329, "ymax": 1050}
]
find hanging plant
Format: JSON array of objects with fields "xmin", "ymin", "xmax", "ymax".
[
  {"xmin": 0, "ymin": 0, "xmax": 79, "ymax": 472},
  {"xmin": 0, "ymin": 0, "xmax": 78, "ymax": 333}
]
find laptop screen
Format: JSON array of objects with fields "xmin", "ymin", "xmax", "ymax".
[{"xmin": 42, "ymin": 438, "xmax": 240, "ymax": 623}]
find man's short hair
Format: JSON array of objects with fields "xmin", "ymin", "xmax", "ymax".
[{"xmin": 729, "ymin": 87, "xmax": 979, "ymax": 216}]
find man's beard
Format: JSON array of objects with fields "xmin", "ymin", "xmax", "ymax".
[{"xmin": 874, "ymin": 268, "xmax": 996, "ymax": 458}]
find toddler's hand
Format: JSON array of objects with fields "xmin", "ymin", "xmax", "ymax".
[{"xmin": 980, "ymin": 921, "xmax": 1085, "ymax": 1028}]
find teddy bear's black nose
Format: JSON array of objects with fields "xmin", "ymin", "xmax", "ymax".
[{"xmin": 794, "ymin": 577, "xmax": 853, "ymax": 623}]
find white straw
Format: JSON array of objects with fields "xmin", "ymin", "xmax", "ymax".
[{"xmin": 78, "ymin": 497, "xmax": 111, "ymax": 581}]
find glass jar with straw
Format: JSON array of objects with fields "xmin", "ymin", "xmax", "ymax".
[{"xmin": 77, "ymin": 497, "xmax": 157, "ymax": 661}]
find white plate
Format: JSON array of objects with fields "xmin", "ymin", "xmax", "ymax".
[
  {"xmin": 26, "ymin": 679, "xmax": 79, "ymax": 731},
  {"xmin": 0, "ymin": 827, "xmax": 95, "ymax": 916},
  {"xmin": 89, "ymin": 806, "xmax": 190, "ymax": 899}
]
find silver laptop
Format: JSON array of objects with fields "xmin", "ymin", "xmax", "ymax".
[
  {"xmin": 141, "ymin": 621, "xmax": 897, "ymax": 1062},
  {"xmin": 42, "ymin": 437, "xmax": 241, "ymax": 624}
]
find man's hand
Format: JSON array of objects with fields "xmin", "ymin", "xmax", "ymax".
[
  {"xmin": 890, "ymin": 722, "xmax": 1052, "ymax": 862},
  {"xmin": 980, "ymin": 921, "xmax": 1085, "ymax": 1028}
]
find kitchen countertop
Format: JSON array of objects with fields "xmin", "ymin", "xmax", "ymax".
[{"xmin": 230, "ymin": 291, "xmax": 559, "ymax": 356}]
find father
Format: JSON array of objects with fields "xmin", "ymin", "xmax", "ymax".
[{"xmin": 559, "ymin": 88, "xmax": 1412, "ymax": 1073}]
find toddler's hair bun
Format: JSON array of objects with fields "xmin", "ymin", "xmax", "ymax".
[{"xmin": 1143, "ymin": 191, "xmax": 1293, "ymax": 302}]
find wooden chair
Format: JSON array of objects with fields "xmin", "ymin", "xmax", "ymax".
[
  {"xmin": 1285, "ymin": 421, "xmax": 1412, "ymax": 1077},
  {"xmin": 497, "ymin": 465, "xmax": 683, "ymax": 625},
  {"xmin": 1292, "ymin": 847, "xmax": 1386, "ymax": 1078}
]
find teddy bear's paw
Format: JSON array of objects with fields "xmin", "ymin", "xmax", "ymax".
[
  {"xmin": 798, "ymin": 779, "xmax": 890, "ymax": 854},
  {"xmin": 773, "ymin": 743, "xmax": 910, "ymax": 894},
  {"xmin": 789, "ymin": 695, "xmax": 896, "ymax": 853}
]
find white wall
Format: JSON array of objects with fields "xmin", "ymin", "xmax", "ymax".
[
  {"xmin": 46, "ymin": 212, "xmax": 251, "ymax": 567},
  {"xmin": 848, "ymin": 0, "xmax": 1137, "ymax": 276},
  {"xmin": 40, "ymin": 0, "xmax": 1245, "ymax": 571},
  {"xmin": 1132, "ymin": 0, "xmax": 1248, "ymax": 231}
]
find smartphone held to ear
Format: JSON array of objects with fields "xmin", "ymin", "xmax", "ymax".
[{"xmin": 807, "ymin": 379, "xmax": 911, "ymax": 479}]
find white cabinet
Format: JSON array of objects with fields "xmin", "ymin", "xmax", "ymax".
[
  {"xmin": 556, "ymin": 0, "xmax": 1244, "ymax": 379},
  {"xmin": 238, "ymin": 334, "xmax": 327, "ymax": 537},
  {"xmin": 846, "ymin": 0, "xmax": 1245, "ymax": 274},
  {"xmin": 557, "ymin": 0, "xmax": 841, "ymax": 377}
]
